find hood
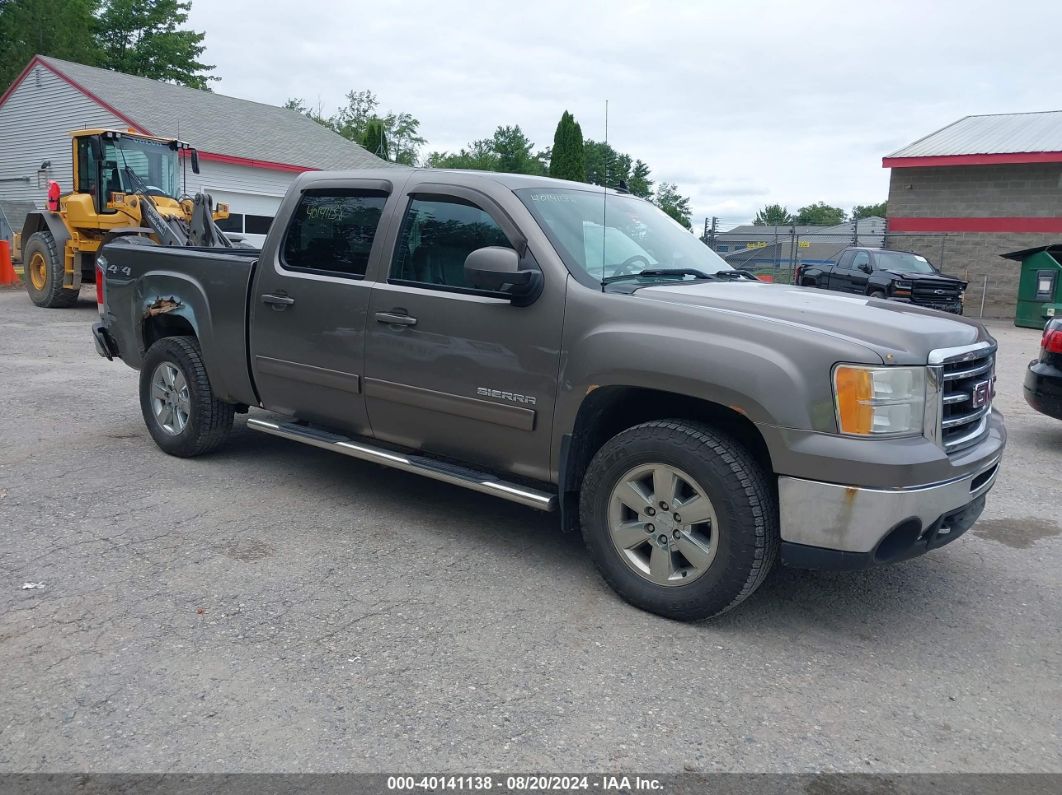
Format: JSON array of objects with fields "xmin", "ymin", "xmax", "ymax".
[
  {"xmin": 634, "ymin": 281, "xmax": 987, "ymax": 364},
  {"xmin": 883, "ymin": 269, "xmax": 966, "ymax": 286}
]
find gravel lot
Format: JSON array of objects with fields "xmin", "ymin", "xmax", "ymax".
[{"xmin": 0, "ymin": 286, "xmax": 1059, "ymax": 774}]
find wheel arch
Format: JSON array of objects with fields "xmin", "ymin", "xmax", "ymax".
[
  {"xmin": 558, "ymin": 385, "xmax": 774, "ymax": 531},
  {"xmin": 20, "ymin": 212, "xmax": 70, "ymax": 258}
]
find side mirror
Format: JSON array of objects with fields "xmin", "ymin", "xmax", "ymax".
[
  {"xmin": 190, "ymin": 149, "xmax": 200, "ymax": 174},
  {"xmin": 859, "ymin": 262, "xmax": 872, "ymax": 274},
  {"xmin": 464, "ymin": 246, "xmax": 542, "ymax": 305}
]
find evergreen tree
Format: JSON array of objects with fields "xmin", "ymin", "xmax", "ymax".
[
  {"xmin": 548, "ymin": 110, "xmax": 586, "ymax": 181},
  {"xmin": 628, "ymin": 159, "xmax": 653, "ymax": 198},
  {"xmin": 361, "ymin": 119, "xmax": 389, "ymax": 160}
]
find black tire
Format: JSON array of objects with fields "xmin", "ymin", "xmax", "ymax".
[
  {"xmin": 579, "ymin": 420, "xmax": 778, "ymax": 621},
  {"xmin": 24, "ymin": 231, "xmax": 79, "ymax": 308},
  {"xmin": 869, "ymin": 290, "xmax": 887, "ymax": 299},
  {"xmin": 139, "ymin": 336, "xmax": 234, "ymax": 457}
]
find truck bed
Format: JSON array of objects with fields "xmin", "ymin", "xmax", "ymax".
[{"xmin": 99, "ymin": 243, "xmax": 260, "ymax": 406}]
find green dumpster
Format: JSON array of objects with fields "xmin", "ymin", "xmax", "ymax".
[{"xmin": 1001, "ymin": 244, "xmax": 1062, "ymax": 329}]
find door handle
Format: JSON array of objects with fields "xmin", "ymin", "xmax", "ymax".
[
  {"xmin": 262, "ymin": 293, "xmax": 295, "ymax": 308},
  {"xmin": 375, "ymin": 311, "xmax": 417, "ymax": 327}
]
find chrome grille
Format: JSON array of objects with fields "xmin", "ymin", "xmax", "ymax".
[{"xmin": 928, "ymin": 343, "xmax": 996, "ymax": 454}]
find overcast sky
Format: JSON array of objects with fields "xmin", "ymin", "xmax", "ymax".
[{"xmin": 189, "ymin": 0, "xmax": 1062, "ymax": 230}]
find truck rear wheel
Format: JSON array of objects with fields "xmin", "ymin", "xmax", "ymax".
[
  {"xmin": 24, "ymin": 231, "xmax": 79, "ymax": 308},
  {"xmin": 139, "ymin": 336, "xmax": 234, "ymax": 457},
  {"xmin": 579, "ymin": 420, "xmax": 778, "ymax": 621}
]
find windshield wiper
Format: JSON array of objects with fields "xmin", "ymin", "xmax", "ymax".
[{"xmin": 602, "ymin": 268, "xmax": 720, "ymax": 284}]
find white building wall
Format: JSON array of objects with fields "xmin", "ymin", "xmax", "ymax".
[{"xmin": 0, "ymin": 64, "xmax": 126, "ymax": 208}]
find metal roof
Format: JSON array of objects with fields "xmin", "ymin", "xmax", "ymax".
[
  {"xmin": 887, "ymin": 111, "xmax": 1062, "ymax": 158},
  {"xmin": 35, "ymin": 56, "xmax": 387, "ymax": 171}
]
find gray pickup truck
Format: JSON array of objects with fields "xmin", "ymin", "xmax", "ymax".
[{"xmin": 92, "ymin": 169, "xmax": 1005, "ymax": 620}]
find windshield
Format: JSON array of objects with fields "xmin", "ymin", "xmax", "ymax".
[
  {"xmin": 876, "ymin": 250, "xmax": 937, "ymax": 274},
  {"xmin": 103, "ymin": 137, "xmax": 180, "ymax": 198},
  {"xmin": 516, "ymin": 188, "xmax": 733, "ymax": 283}
]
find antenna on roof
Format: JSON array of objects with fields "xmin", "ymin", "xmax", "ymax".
[{"xmin": 600, "ymin": 99, "xmax": 608, "ymax": 292}]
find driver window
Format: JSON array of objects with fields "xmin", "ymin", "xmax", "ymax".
[
  {"xmin": 390, "ymin": 195, "xmax": 512, "ymax": 289},
  {"xmin": 852, "ymin": 251, "xmax": 871, "ymax": 271}
]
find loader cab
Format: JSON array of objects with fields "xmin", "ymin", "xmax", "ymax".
[{"xmin": 70, "ymin": 129, "xmax": 200, "ymax": 215}]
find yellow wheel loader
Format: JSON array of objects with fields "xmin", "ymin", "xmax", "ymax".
[{"xmin": 15, "ymin": 128, "xmax": 233, "ymax": 308}]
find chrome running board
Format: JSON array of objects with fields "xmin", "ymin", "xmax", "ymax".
[{"xmin": 246, "ymin": 417, "xmax": 557, "ymax": 512}]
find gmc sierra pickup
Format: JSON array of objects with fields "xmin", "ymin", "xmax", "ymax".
[
  {"xmin": 797, "ymin": 246, "xmax": 967, "ymax": 314},
  {"xmin": 92, "ymin": 169, "xmax": 1005, "ymax": 621}
]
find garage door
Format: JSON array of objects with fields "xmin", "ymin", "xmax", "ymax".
[{"xmin": 207, "ymin": 190, "xmax": 284, "ymax": 247}]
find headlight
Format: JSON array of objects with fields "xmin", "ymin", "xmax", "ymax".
[
  {"xmin": 894, "ymin": 281, "xmax": 913, "ymax": 290},
  {"xmin": 833, "ymin": 365, "xmax": 926, "ymax": 436}
]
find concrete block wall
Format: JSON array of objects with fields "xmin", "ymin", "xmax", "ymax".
[{"xmin": 887, "ymin": 163, "xmax": 1062, "ymax": 319}]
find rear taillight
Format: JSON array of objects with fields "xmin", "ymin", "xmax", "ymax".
[
  {"xmin": 1043, "ymin": 327, "xmax": 1062, "ymax": 354},
  {"xmin": 95, "ymin": 263, "xmax": 104, "ymax": 310}
]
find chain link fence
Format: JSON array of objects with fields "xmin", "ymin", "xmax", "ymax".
[{"xmin": 706, "ymin": 221, "xmax": 1021, "ymax": 318}]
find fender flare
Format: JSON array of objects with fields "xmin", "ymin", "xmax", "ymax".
[{"xmin": 20, "ymin": 212, "xmax": 70, "ymax": 259}]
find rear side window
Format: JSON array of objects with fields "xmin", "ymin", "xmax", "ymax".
[
  {"xmin": 281, "ymin": 189, "xmax": 388, "ymax": 278},
  {"xmin": 390, "ymin": 195, "xmax": 512, "ymax": 289},
  {"xmin": 837, "ymin": 250, "xmax": 854, "ymax": 269}
]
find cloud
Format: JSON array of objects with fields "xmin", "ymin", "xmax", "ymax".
[{"xmin": 189, "ymin": 0, "xmax": 1062, "ymax": 227}]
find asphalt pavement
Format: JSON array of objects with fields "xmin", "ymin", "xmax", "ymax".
[{"xmin": 0, "ymin": 286, "xmax": 1059, "ymax": 773}]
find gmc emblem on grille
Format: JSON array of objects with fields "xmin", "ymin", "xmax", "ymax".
[{"xmin": 971, "ymin": 379, "xmax": 992, "ymax": 408}]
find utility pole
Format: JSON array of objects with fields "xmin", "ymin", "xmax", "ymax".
[{"xmin": 708, "ymin": 216, "xmax": 717, "ymax": 249}]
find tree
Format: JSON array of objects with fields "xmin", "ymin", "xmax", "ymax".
[
  {"xmin": 753, "ymin": 204, "xmax": 793, "ymax": 226},
  {"xmin": 851, "ymin": 201, "xmax": 887, "ymax": 220},
  {"xmin": 361, "ymin": 119, "xmax": 389, "ymax": 160},
  {"xmin": 283, "ymin": 97, "xmax": 331, "ymax": 127},
  {"xmin": 583, "ymin": 140, "xmax": 629, "ymax": 189},
  {"xmin": 0, "ymin": 0, "xmax": 101, "ymax": 89},
  {"xmin": 548, "ymin": 111, "xmax": 585, "ymax": 182},
  {"xmin": 628, "ymin": 159, "xmax": 653, "ymax": 199},
  {"xmin": 425, "ymin": 139, "xmax": 500, "ymax": 171},
  {"xmin": 308, "ymin": 89, "xmax": 425, "ymax": 164},
  {"xmin": 491, "ymin": 125, "xmax": 545, "ymax": 175},
  {"xmin": 654, "ymin": 182, "xmax": 692, "ymax": 230},
  {"xmin": 96, "ymin": 0, "xmax": 215, "ymax": 89},
  {"xmin": 795, "ymin": 202, "xmax": 847, "ymax": 226}
]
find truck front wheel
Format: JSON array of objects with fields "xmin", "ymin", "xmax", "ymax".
[
  {"xmin": 24, "ymin": 231, "xmax": 79, "ymax": 308},
  {"xmin": 139, "ymin": 336, "xmax": 234, "ymax": 457},
  {"xmin": 579, "ymin": 420, "xmax": 778, "ymax": 621}
]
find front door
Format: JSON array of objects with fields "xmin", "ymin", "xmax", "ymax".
[
  {"xmin": 249, "ymin": 181, "xmax": 394, "ymax": 436},
  {"xmin": 363, "ymin": 187, "xmax": 562, "ymax": 482},
  {"xmin": 849, "ymin": 250, "xmax": 872, "ymax": 294}
]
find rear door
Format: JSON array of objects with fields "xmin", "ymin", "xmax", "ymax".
[
  {"xmin": 249, "ymin": 178, "xmax": 397, "ymax": 436},
  {"xmin": 362, "ymin": 183, "xmax": 563, "ymax": 482}
]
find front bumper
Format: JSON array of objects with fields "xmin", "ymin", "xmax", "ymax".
[
  {"xmin": 778, "ymin": 449, "xmax": 1001, "ymax": 571},
  {"xmin": 1024, "ymin": 360, "xmax": 1062, "ymax": 420}
]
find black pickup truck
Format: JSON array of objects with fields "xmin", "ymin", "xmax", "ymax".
[{"xmin": 797, "ymin": 247, "xmax": 966, "ymax": 314}]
